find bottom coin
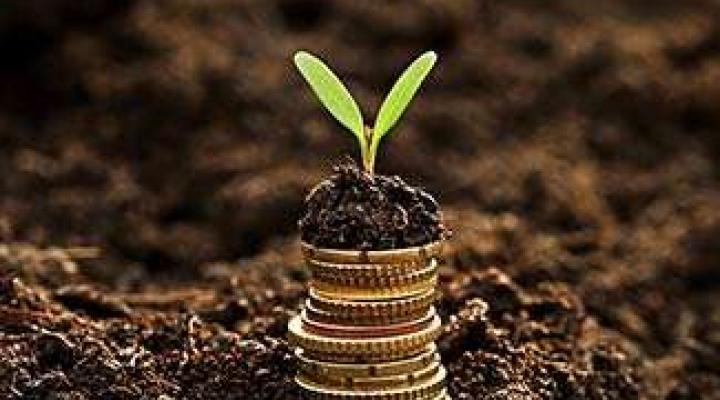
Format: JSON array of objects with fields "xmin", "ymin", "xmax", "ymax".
[
  {"xmin": 298, "ymin": 359, "xmax": 440, "ymax": 390},
  {"xmin": 296, "ymin": 366, "xmax": 446, "ymax": 400}
]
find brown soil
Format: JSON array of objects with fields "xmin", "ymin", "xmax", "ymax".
[
  {"xmin": 2, "ymin": 1, "xmax": 720, "ymax": 399},
  {"xmin": 299, "ymin": 160, "xmax": 447, "ymax": 250}
]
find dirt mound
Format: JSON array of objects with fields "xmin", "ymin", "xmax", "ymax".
[{"xmin": 299, "ymin": 160, "xmax": 447, "ymax": 250}]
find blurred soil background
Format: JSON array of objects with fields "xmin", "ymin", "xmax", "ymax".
[{"xmin": 1, "ymin": 0, "xmax": 720, "ymax": 398}]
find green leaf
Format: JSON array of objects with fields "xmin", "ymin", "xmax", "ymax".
[
  {"xmin": 293, "ymin": 51, "xmax": 365, "ymax": 145},
  {"xmin": 371, "ymin": 51, "xmax": 437, "ymax": 155}
]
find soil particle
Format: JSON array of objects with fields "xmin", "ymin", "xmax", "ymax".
[
  {"xmin": 299, "ymin": 160, "xmax": 448, "ymax": 250},
  {"xmin": 35, "ymin": 332, "xmax": 75, "ymax": 369},
  {"xmin": 54, "ymin": 285, "xmax": 132, "ymax": 318}
]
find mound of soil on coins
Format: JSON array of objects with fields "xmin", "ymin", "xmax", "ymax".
[{"xmin": 299, "ymin": 160, "xmax": 448, "ymax": 250}]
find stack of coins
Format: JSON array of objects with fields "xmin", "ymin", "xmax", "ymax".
[{"xmin": 288, "ymin": 240, "xmax": 449, "ymax": 399}]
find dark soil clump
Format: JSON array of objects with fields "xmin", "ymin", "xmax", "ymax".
[{"xmin": 299, "ymin": 160, "xmax": 448, "ymax": 250}]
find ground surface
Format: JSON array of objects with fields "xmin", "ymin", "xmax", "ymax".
[{"xmin": 1, "ymin": 1, "xmax": 720, "ymax": 399}]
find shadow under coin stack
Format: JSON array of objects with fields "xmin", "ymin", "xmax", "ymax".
[{"xmin": 288, "ymin": 241, "xmax": 449, "ymax": 400}]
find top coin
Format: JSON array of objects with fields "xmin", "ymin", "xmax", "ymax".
[{"xmin": 301, "ymin": 240, "xmax": 444, "ymax": 264}]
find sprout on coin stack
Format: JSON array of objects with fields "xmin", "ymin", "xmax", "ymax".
[{"xmin": 289, "ymin": 50, "xmax": 451, "ymax": 400}]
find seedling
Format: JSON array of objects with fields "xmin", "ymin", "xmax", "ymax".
[{"xmin": 293, "ymin": 50, "xmax": 437, "ymax": 175}]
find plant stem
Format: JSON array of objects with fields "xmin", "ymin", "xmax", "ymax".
[{"xmin": 362, "ymin": 126, "xmax": 374, "ymax": 175}]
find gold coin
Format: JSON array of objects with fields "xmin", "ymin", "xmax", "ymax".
[
  {"xmin": 307, "ymin": 258, "xmax": 428, "ymax": 281},
  {"xmin": 295, "ymin": 344, "xmax": 438, "ymax": 379},
  {"xmin": 304, "ymin": 298, "xmax": 430, "ymax": 327},
  {"xmin": 301, "ymin": 307, "xmax": 436, "ymax": 339},
  {"xmin": 307, "ymin": 288, "xmax": 437, "ymax": 324},
  {"xmin": 300, "ymin": 348, "xmax": 429, "ymax": 364},
  {"xmin": 301, "ymin": 240, "xmax": 444, "ymax": 265},
  {"xmin": 296, "ymin": 365, "xmax": 446, "ymax": 400},
  {"xmin": 311, "ymin": 279, "xmax": 436, "ymax": 301},
  {"xmin": 287, "ymin": 315, "xmax": 442, "ymax": 362},
  {"xmin": 312, "ymin": 259, "xmax": 438, "ymax": 289},
  {"xmin": 298, "ymin": 359, "xmax": 441, "ymax": 391},
  {"xmin": 311, "ymin": 273, "xmax": 437, "ymax": 301}
]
